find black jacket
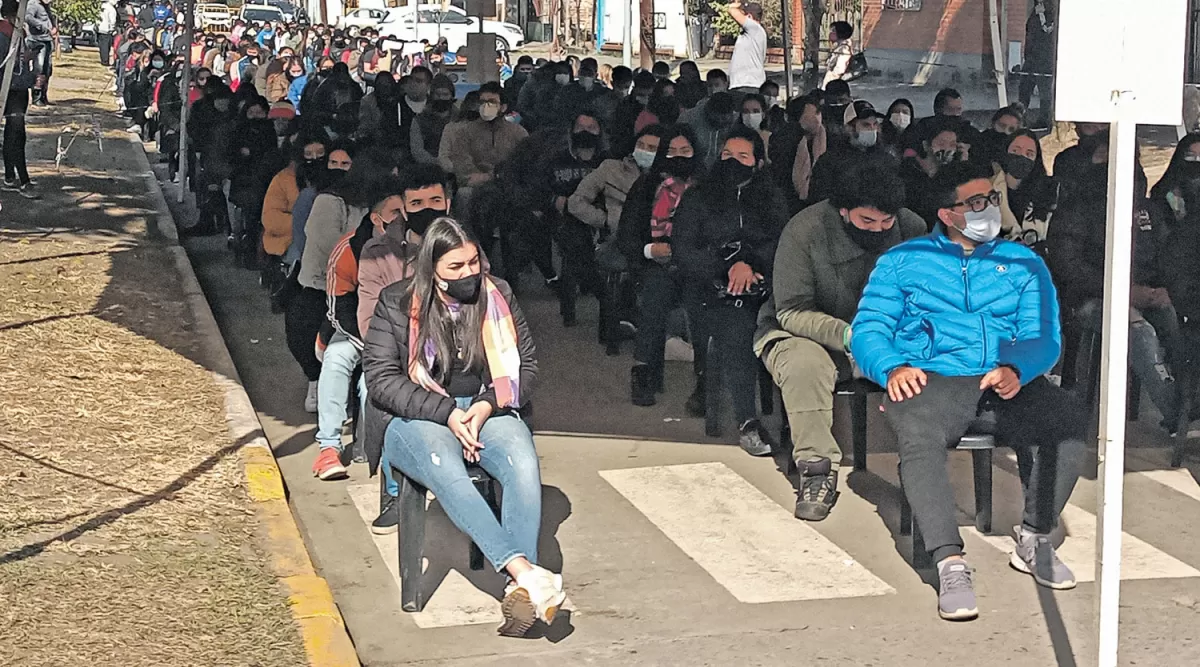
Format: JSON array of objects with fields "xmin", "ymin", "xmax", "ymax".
[
  {"xmin": 809, "ymin": 141, "xmax": 898, "ymax": 205},
  {"xmin": 363, "ymin": 275, "xmax": 537, "ymax": 427},
  {"xmin": 672, "ymin": 173, "xmax": 788, "ymax": 300}
]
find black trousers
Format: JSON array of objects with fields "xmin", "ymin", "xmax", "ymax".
[
  {"xmin": 98, "ymin": 32, "xmax": 113, "ymax": 67},
  {"xmin": 3, "ymin": 90, "xmax": 30, "ymax": 185},
  {"xmin": 556, "ymin": 218, "xmax": 601, "ymax": 319},
  {"xmin": 706, "ymin": 302, "xmax": 760, "ymax": 424},
  {"xmin": 285, "ymin": 287, "xmax": 326, "ymax": 382},
  {"xmin": 633, "ymin": 263, "xmax": 706, "ymax": 375},
  {"xmin": 884, "ymin": 373, "xmax": 1086, "ymax": 563}
]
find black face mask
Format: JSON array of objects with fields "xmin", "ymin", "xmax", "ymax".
[
  {"xmin": 1001, "ymin": 152, "xmax": 1036, "ymax": 180},
  {"xmin": 572, "ymin": 131, "xmax": 600, "ymax": 151},
  {"xmin": 404, "ymin": 206, "xmax": 446, "ymax": 237},
  {"xmin": 662, "ymin": 155, "xmax": 696, "ymax": 178},
  {"xmin": 429, "ymin": 98, "xmax": 455, "ymax": 114},
  {"xmin": 439, "ymin": 272, "xmax": 481, "ymax": 304},
  {"xmin": 298, "ymin": 158, "xmax": 326, "ymax": 188},
  {"xmin": 842, "ymin": 217, "xmax": 892, "ymax": 252},
  {"xmin": 716, "ymin": 157, "xmax": 754, "ymax": 188}
]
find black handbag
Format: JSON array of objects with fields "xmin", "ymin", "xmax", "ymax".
[
  {"xmin": 844, "ymin": 52, "xmax": 869, "ymax": 82},
  {"xmin": 711, "ymin": 240, "xmax": 768, "ymax": 308}
]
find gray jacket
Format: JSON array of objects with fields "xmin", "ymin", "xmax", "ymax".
[
  {"xmin": 754, "ymin": 200, "xmax": 926, "ymax": 357},
  {"xmin": 24, "ymin": 0, "xmax": 52, "ymax": 41}
]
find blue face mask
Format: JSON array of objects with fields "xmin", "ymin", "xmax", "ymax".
[{"xmin": 632, "ymin": 148, "xmax": 656, "ymax": 170}]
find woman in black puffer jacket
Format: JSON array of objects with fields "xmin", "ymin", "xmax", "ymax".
[{"xmin": 673, "ymin": 126, "xmax": 787, "ymax": 452}]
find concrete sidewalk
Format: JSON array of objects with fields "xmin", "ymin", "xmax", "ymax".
[{"xmin": 163, "ymin": 161, "xmax": 1200, "ymax": 665}]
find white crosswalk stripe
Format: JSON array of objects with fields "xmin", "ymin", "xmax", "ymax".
[
  {"xmin": 346, "ymin": 483, "xmax": 576, "ymax": 629},
  {"xmin": 600, "ymin": 462, "xmax": 895, "ymax": 603}
]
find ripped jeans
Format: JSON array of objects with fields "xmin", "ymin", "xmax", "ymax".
[
  {"xmin": 381, "ymin": 397, "xmax": 542, "ymax": 571},
  {"xmin": 1078, "ymin": 299, "xmax": 1179, "ymax": 424}
]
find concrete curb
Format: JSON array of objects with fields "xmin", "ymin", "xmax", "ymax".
[{"xmin": 129, "ymin": 138, "xmax": 360, "ymax": 667}]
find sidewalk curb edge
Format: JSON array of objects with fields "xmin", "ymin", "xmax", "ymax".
[{"xmin": 129, "ymin": 137, "xmax": 360, "ymax": 667}]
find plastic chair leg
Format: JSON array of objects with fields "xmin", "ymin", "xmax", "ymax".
[
  {"xmin": 398, "ymin": 474, "xmax": 427, "ymax": 613},
  {"xmin": 971, "ymin": 449, "xmax": 993, "ymax": 534},
  {"xmin": 851, "ymin": 391, "xmax": 869, "ymax": 472},
  {"xmin": 705, "ymin": 336, "xmax": 721, "ymax": 437}
]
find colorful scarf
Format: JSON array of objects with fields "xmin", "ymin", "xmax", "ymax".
[
  {"xmin": 407, "ymin": 276, "xmax": 522, "ymax": 408},
  {"xmin": 650, "ymin": 176, "xmax": 691, "ymax": 239}
]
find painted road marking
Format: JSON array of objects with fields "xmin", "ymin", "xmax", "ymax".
[
  {"xmin": 964, "ymin": 503, "xmax": 1200, "ymax": 582},
  {"xmin": 347, "ymin": 483, "xmax": 575, "ymax": 628},
  {"xmin": 600, "ymin": 462, "xmax": 895, "ymax": 603}
]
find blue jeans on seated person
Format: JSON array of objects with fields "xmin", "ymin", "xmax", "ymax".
[
  {"xmin": 317, "ymin": 335, "xmax": 368, "ymax": 451},
  {"xmin": 319, "ymin": 337, "xmax": 398, "ymax": 494},
  {"xmin": 382, "ymin": 396, "xmax": 542, "ymax": 571},
  {"xmin": 1078, "ymin": 299, "xmax": 1178, "ymax": 423}
]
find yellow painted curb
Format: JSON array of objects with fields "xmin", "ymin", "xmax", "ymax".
[{"xmin": 132, "ymin": 136, "xmax": 361, "ymax": 667}]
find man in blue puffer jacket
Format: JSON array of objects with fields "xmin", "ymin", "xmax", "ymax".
[{"xmin": 850, "ymin": 162, "xmax": 1086, "ymax": 623}]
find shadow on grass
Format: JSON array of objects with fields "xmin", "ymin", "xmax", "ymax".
[{"xmin": 0, "ymin": 429, "xmax": 262, "ymax": 565}]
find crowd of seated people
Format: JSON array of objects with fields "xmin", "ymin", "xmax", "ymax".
[{"xmin": 158, "ymin": 25, "xmax": 1200, "ymax": 629}]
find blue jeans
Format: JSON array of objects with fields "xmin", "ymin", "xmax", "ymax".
[
  {"xmin": 317, "ymin": 335, "xmax": 367, "ymax": 450},
  {"xmin": 382, "ymin": 397, "xmax": 542, "ymax": 571},
  {"xmin": 1078, "ymin": 299, "xmax": 1179, "ymax": 423}
]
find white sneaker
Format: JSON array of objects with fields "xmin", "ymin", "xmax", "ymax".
[
  {"xmin": 304, "ymin": 381, "xmax": 318, "ymax": 413},
  {"xmin": 498, "ymin": 567, "xmax": 565, "ymax": 637}
]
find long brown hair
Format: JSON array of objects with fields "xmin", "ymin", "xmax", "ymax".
[{"xmin": 405, "ymin": 217, "xmax": 486, "ymax": 383}]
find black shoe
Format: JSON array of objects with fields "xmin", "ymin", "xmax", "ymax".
[
  {"xmin": 738, "ymin": 419, "xmax": 774, "ymax": 456},
  {"xmin": 794, "ymin": 457, "xmax": 840, "ymax": 521},
  {"xmin": 650, "ymin": 365, "xmax": 664, "ymax": 393},
  {"xmin": 371, "ymin": 495, "xmax": 399, "ymax": 535},
  {"xmin": 685, "ymin": 374, "xmax": 706, "ymax": 417},
  {"xmin": 631, "ymin": 364, "xmax": 657, "ymax": 406}
]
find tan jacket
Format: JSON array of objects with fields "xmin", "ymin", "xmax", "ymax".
[
  {"xmin": 568, "ymin": 156, "xmax": 640, "ymax": 234},
  {"xmin": 792, "ymin": 125, "xmax": 827, "ymax": 202},
  {"xmin": 437, "ymin": 118, "xmax": 528, "ymax": 184}
]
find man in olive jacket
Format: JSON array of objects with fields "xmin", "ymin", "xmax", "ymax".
[{"xmin": 756, "ymin": 161, "xmax": 925, "ymax": 521}]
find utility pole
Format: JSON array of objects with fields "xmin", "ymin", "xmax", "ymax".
[
  {"xmin": 178, "ymin": 0, "xmax": 194, "ymax": 203},
  {"xmin": 639, "ymin": 0, "xmax": 653, "ymax": 70}
]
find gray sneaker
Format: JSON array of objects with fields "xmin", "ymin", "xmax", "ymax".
[
  {"xmin": 1009, "ymin": 527, "xmax": 1077, "ymax": 590},
  {"xmin": 937, "ymin": 559, "xmax": 979, "ymax": 621},
  {"xmin": 738, "ymin": 419, "xmax": 774, "ymax": 457}
]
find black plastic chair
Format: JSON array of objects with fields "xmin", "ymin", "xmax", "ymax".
[
  {"xmin": 387, "ymin": 463, "xmax": 500, "ymax": 613},
  {"xmin": 836, "ymin": 380, "xmax": 996, "ymax": 567}
]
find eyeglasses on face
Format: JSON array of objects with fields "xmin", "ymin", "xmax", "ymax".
[{"xmin": 952, "ymin": 190, "xmax": 1001, "ymax": 213}]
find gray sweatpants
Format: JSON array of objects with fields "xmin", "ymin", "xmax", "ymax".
[{"xmin": 883, "ymin": 373, "xmax": 1086, "ymax": 563}]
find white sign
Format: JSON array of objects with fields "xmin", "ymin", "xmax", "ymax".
[{"xmin": 1054, "ymin": 0, "xmax": 1187, "ymax": 125}]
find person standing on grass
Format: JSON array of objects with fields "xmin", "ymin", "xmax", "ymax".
[
  {"xmin": 0, "ymin": 0, "xmax": 39, "ymax": 199},
  {"xmin": 726, "ymin": 1, "xmax": 767, "ymax": 96},
  {"xmin": 24, "ymin": 0, "xmax": 54, "ymax": 107},
  {"xmin": 98, "ymin": 0, "xmax": 118, "ymax": 67}
]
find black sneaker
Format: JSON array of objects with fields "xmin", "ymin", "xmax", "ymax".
[
  {"xmin": 685, "ymin": 374, "xmax": 706, "ymax": 417},
  {"xmin": 630, "ymin": 364, "xmax": 656, "ymax": 406},
  {"xmin": 794, "ymin": 457, "xmax": 840, "ymax": 521},
  {"xmin": 738, "ymin": 419, "xmax": 774, "ymax": 456},
  {"xmin": 1, "ymin": 178, "xmax": 18, "ymax": 191},
  {"xmin": 371, "ymin": 495, "xmax": 399, "ymax": 535}
]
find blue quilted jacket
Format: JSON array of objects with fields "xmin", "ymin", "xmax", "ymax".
[{"xmin": 849, "ymin": 232, "xmax": 1061, "ymax": 387}]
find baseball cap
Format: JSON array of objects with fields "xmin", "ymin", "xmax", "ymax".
[{"xmin": 844, "ymin": 100, "xmax": 881, "ymax": 125}]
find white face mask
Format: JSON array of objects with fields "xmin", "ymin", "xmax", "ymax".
[
  {"xmin": 764, "ymin": 95, "xmax": 778, "ymax": 109},
  {"xmin": 851, "ymin": 129, "xmax": 878, "ymax": 148},
  {"xmin": 555, "ymin": 73, "xmax": 570, "ymax": 86},
  {"xmin": 958, "ymin": 204, "xmax": 1003, "ymax": 243},
  {"xmin": 890, "ymin": 112, "xmax": 911, "ymax": 130},
  {"xmin": 579, "ymin": 76, "xmax": 594, "ymax": 91},
  {"xmin": 479, "ymin": 102, "xmax": 500, "ymax": 122},
  {"xmin": 742, "ymin": 112, "xmax": 763, "ymax": 130}
]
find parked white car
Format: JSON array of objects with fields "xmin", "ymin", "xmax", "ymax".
[
  {"xmin": 339, "ymin": 7, "xmax": 388, "ymax": 30},
  {"xmin": 378, "ymin": 5, "xmax": 525, "ymax": 52},
  {"xmin": 240, "ymin": 4, "xmax": 285, "ymax": 24}
]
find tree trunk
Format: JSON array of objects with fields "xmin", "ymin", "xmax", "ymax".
[
  {"xmin": 640, "ymin": 0, "xmax": 655, "ymax": 69},
  {"xmin": 802, "ymin": 0, "xmax": 824, "ymax": 91}
]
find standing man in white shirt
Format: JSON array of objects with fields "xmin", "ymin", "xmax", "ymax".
[
  {"xmin": 98, "ymin": 0, "xmax": 118, "ymax": 68},
  {"xmin": 727, "ymin": 2, "xmax": 767, "ymax": 96}
]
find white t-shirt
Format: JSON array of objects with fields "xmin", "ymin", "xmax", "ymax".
[{"xmin": 729, "ymin": 17, "xmax": 767, "ymax": 90}]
